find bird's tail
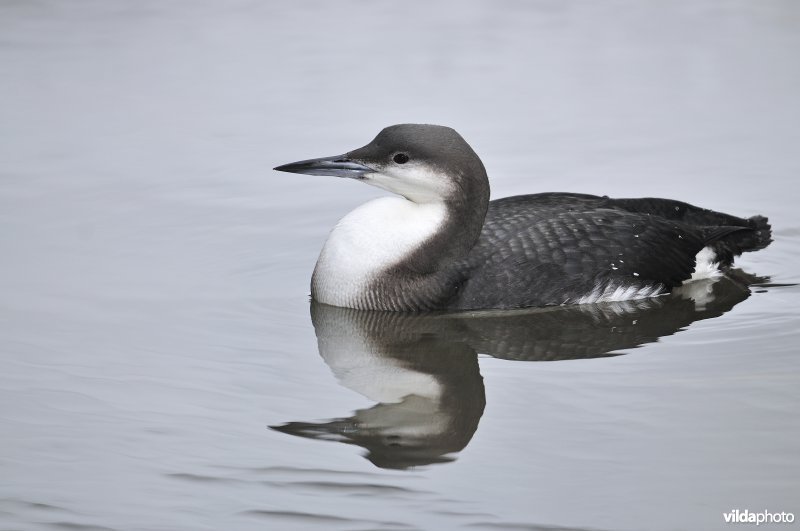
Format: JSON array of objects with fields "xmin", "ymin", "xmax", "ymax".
[{"xmin": 702, "ymin": 215, "xmax": 772, "ymax": 266}]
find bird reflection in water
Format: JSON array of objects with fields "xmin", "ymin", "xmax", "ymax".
[{"xmin": 272, "ymin": 272, "xmax": 762, "ymax": 469}]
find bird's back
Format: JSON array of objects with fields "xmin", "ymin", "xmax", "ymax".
[{"xmin": 447, "ymin": 193, "xmax": 771, "ymax": 310}]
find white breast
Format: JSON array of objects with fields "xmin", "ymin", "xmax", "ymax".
[{"xmin": 312, "ymin": 197, "xmax": 447, "ymax": 307}]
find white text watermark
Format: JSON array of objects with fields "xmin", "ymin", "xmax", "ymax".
[{"xmin": 724, "ymin": 509, "xmax": 794, "ymax": 525}]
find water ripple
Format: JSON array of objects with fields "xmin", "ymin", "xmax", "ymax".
[
  {"xmin": 44, "ymin": 523, "xmax": 117, "ymax": 531},
  {"xmin": 239, "ymin": 509, "xmax": 413, "ymax": 528}
]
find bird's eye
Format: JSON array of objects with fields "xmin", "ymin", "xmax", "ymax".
[{"xmin": 393, "ymin": 153, "xmax": 409, "ymax": 164}]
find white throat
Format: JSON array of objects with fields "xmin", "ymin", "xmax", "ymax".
[{"xmin": 312, "ymin": 196, "xmax": 447, "ymax": 308}]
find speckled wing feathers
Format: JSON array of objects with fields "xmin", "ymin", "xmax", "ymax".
[{"xmin": 447, "ymin": 193, "xmax": 767, "ymax": 310}]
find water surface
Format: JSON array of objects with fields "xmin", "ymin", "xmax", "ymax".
[{"xmin": 1, "ymin": 1, "xmax": 799, "ymax": 530}]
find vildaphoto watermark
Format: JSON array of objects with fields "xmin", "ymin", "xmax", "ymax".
[{"xmin": 724, "ymin": 509, "xmax": 794, "ymax": 525}]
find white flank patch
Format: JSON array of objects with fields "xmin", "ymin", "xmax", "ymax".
[
  {"xmin": 312, "ymin": 197, "xmax": 446, "ymax": 308},
  {"xmin": 575, "ymin": 283, "xmax": 664, "ymax": 305},
  {"xmin": 686, "ymin": 246, "xmax": 722, "ymax": 282}
]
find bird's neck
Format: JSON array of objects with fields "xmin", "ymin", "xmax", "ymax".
[{"xmin": 312, "ymin": 193, "xmax": 487, "ymax": 311}]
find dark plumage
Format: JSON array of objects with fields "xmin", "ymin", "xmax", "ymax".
[
  {"xmin": 275, "ymin": 124, "xmax": 772, "ymax": 312},
  {"xmin": 449, "ymin": 193, "xmax": 771, "ymax": 309}
]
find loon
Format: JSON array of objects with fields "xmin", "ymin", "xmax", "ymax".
[{"xmin": 274, "ymin": 124, "xmax": 772, "ymax": 312}]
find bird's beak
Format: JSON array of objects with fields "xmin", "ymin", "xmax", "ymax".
[{"xmin": 274, "ymin": 155, "xmax": 374, "ymax": 179}]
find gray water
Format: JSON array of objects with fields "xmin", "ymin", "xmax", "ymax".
[{"xmin": 2, "ymin": 1, "xmax": 799, "ymax": 530}]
